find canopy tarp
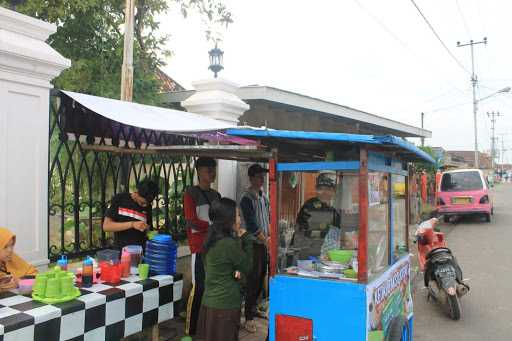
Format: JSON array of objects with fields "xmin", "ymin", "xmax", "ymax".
[
  {"xmin": 226, "ymin": 128, "xmax": 435, "ymax": 163},
  {"xmin": 62, "ymin": 90, "xmax": 236, "ymax": 133}
]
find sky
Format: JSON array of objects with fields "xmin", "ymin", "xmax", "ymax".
[{"xmin": 159, "ymin": 0, "xmax": 512, "ymax": 163}]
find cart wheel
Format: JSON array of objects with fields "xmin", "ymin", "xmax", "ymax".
[{"xmin": 387, "ymin": 315, "xmax": 409, "ymax": 341}]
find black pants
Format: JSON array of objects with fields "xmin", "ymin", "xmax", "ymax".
[
  {"xmin": 245, "ymin": 243, "xmax": 268, "ymax": 321},
  {"xmin": 186, "ymin": 253, "xmax": 205, "ymax": 336}
]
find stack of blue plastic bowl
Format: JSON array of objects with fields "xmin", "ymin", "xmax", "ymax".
[{"xmin": 145, "ymin": 234, "xmax": 177, "ymax": 275}]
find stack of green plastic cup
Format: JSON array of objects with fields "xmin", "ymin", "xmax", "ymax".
[{"xmin": 33, "ymin": 274, "xmax": 47, "ymax": 296}]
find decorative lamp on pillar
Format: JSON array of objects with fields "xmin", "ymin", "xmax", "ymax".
[{"xmin": 208, "ymin": 44, "xmax": 224, "ymax": 78}]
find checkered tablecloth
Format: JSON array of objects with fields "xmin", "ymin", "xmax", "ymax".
[{"xmin": 0, "ymin": 274, "xmax": 183, "ymax": 341}]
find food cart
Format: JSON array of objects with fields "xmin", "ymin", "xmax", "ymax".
[
  {"xmin": 221, "ymin": 128, "xmax": 435, "ymax": 341},
  {"xmin": 52, "ymin": 90, "xmax": 433, "ymax": 341}
]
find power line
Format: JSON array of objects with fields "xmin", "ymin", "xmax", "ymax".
[
  {"xmin": 353, "ymin": 0, "xmax": 469, "ymax": 101},
  {"xmin": 410, "ymin": 0, "xmax": 470, "ymax": 75},
  {"xmin": 455, "ymin": 0, "xmax": 472, "ymax": 39},
  {"xmin": 427, "ymin": 100, "xmax": 472, "ymax": 113},
  {"xmin": 352, "ymin": 0, "xmax": 410, "ymax": 50}
]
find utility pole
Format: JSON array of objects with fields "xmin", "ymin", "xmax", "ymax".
[
  {"xmin": 457, "ymin": 38, "xmax": 488, "ymax": 169},
  {"xmin": 487, "ymin": 111, "xmax": 501, "ymax": 170},
  {"xmin": 421, "ymin": 112, "xmax": 425, "ymax": 147},
  {"xmin": 121, "ymin": 0, "xmax": 136, "ymax": 102},
  {"xmin": 120, "ymin": 0, "xmax": 136, "ymax": 193}
]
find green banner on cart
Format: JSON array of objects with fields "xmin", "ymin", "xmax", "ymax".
[{"xmin": 367, "ymin": 257, "xmax": 413, "ymax": 341}]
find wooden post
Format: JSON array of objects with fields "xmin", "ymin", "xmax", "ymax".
[
  {"xmin": 269, "ymin": 155, "xmax": 278, "ymax": 277},
  {"xmin": 121, "ymin": 0, "xmax": 135, "ymax": 102},
  {"xmin": 358, "ymin": 147, "xmax": 369, "ymax": 283},
  {"xmin": 406, "ymin": 165, "xmax": 412, "ymax": 251}
]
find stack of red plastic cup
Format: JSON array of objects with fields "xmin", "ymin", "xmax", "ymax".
[
  {"xmin": 110, "ymin": 263, "xmax": 121, "ymax": 284},
  {"xmin": 99, "ymin": 262, "xmax": 111, "ymax": 282}
]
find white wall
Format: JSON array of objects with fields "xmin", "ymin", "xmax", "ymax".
[{"xmin": 0, "ymin": 7, "xmax": 70, "ymax": 267}]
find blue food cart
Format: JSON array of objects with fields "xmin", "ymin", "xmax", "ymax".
[{"xmin": 223, "ymin": 128, "xmax": 435, "ymax": 341}]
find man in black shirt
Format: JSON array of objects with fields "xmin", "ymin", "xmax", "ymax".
[
  {"xmin": 295, "ymin": 173, "xmax": 342, "ymax": 258},
  {"xmin": 103, "ymin": 178, "xmax": 159, "ymax": 250}
]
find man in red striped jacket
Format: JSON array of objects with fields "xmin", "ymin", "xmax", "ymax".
[{"xmin": 184, "ymin": 157, "xmax": 221, "ymax": 336}]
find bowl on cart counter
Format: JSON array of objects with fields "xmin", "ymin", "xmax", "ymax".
[{"xmin": 328, "ymin": 249, "xmax": 354, "ymax": 263}]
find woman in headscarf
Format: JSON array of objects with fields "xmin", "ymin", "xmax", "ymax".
[{"xmin": 0, "ymin": 227, "xmax": 37, "ymax": 289}]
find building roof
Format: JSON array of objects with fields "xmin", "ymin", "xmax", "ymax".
[
  {"xmin": 447, "ymin": 150, "xmax": 492, "ymax": 169},
  {"xmin": 156, "ymin": 68, "xmax": 185, "ymax": 92},
  {"xmin": 162, "ymin": 85, "xmax": 431, "ymax": 138}
]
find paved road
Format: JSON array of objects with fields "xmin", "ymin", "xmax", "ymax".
[{"xmin": 413, "ymin": 183, "xmax": 512, "ymax": 341}]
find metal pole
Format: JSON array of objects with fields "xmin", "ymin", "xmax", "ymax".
[
  {"xmin": 487, "ymin": 111, "xmax": 500, "ymax": 170},
  {"xmin": 457, "ymin": 38, "xmax": 487, "ymax": 169},
  {"xmin": 470, "ymin": 43, "xmax": 479, "ymax": 169},
  {"xmin": 121, "ymin": 0, "xmax": 135, "ymax": 102},
  {"xmin": 421, "ymin": 112, "xmax": 425, "ymax": 147}
]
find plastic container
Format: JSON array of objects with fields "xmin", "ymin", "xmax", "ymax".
[
  {"xmin": 57, "ymin": 255, "xmax": 68, "ymax": 271},
  {"xmin": 96, "ymin": 249, "xmax": 120, "ymax": 264},
  {"xmin": 110, "ymin": 263, "xmax": 121, "ymax": 284},
  {"xmin": 122, "ymin": 245, "xmax": 143, "ymax": 273},
  {"xmin": 145, "ymin": 234, "xmax": 177, "ymax": 275},
  {"xmin": 327, "ymin": 249, "xmax": 354, "ymax": 264},
  {"xmin": 82, "ymin": 257, "xmax": 94, "ymax": 288},
  {"xmin": 297, "ymin": 260, "xmax": 313, "ymax": 271},
  {"xmin": 18, "ymin": 279, "xmax": 35, "ymax": 295},
  {"xmin": 121, "ymin": 252, "xmax": 131, "ymax": 278}
]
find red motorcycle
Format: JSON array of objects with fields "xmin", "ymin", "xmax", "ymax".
[{"xmin": 415, "ymin": 218, "xmax": 470, "ymax": 320}]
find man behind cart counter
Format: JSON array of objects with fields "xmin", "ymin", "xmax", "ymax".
[{"xmin": 296, "ymin": 173, "xmax": 342, "ymax": 259}]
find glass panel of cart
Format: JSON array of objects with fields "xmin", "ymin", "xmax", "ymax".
[{"xmin": 277, "ymin": 170, "xmax": 359, "ymax": 280}]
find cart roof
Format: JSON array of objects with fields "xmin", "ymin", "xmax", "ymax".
[{"xmin": 225, "ymin": 128, "xmax": 435, "ymax": 163}]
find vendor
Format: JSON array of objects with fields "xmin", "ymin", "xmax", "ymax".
[
  {"xmin": 103, "ymin": 178, "xmax": 159, "ymax": 250},
  {"xmin": 0, "ymin": 227, "xmax": 38, "ymax": 289},
  {"xmin": 295, "ymin": 173, "xmax": 342, "ymax": 258}
]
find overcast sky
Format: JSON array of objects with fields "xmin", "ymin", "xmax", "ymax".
[{"xmin": 160, "ymin": 0, "xmax": 512, "ymax": 163}]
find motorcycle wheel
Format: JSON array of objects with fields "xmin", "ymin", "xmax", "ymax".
[
  {"xmin": 448, "ymin": 294, "xmax": 461, "ymax": 320},
  {"xmin": 387, "ymin": 315, "xmax": 410, "ymax": 341},
  {"xmin": 484, "ymin": 213, "xmax": 491, "ymax": 223}
]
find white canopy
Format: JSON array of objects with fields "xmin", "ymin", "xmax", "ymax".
[{"xmin": 62, "ymin": 90, "xmax": 236, "ymax": 133}]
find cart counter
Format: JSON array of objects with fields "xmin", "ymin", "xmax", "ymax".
[
  {"xmin": 270, "ymin": 257, "xmax": 413, "ymax": 341},
  {"xmin": 0, "ymin": 274, "xmax": 183, "ymax": 341}
]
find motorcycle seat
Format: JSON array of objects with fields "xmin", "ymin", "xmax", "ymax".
[{"xmin": 426, "ymin": 247, "xmax": 452, "ymax": 260}]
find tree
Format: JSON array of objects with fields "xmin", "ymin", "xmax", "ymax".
[
  {"xmin": 1, "ymin": 0, "xmax": 233, "ymax": 104},
  {"xmin": 416, "ymin": 146, "xmax": 440, "ymax": 174}
]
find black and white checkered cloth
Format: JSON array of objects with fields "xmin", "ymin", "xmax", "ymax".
[{"xmin": 0, "ymin": 274, "xmax": 183, "ymax": 341}]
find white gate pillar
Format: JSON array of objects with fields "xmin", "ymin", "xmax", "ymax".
[
  {"xmin": 0, "ymin": 7, "xmax": 70, "ymax": 267},
  {"xmin": 182, "ymin": 78, "xmax": 249, "ymax": 199}
]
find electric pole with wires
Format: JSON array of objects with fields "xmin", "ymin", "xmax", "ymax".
[
  {"xmin": 457, "ymin": 38, "xmax": 487, "ymax": 169},
  {"xmin": 487, "ymin": 111, "xmax": 501, "ymax": 170}
]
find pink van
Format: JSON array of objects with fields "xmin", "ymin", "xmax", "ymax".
[{"xmin": 436, "ymin": 169, "xmax": 493, "ymax": 222}]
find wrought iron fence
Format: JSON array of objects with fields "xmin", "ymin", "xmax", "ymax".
[{"xmin": 48, "ymin": 92, "xmax": 197, "ymax": 261}]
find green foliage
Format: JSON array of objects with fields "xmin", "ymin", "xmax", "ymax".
[
  {"xmin": 415, "ymin": 146, "xmax": 438, "ymax": 174},
  {"xmin": 1, "ymin": 0, "xmax": 232, "ymax": 104}
]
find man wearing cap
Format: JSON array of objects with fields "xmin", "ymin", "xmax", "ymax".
[
  {"xmin": 296, "ymin": 173, "xmax": 342, "ymax": 258},
  {"xmin": 239, "ymin": 164, "xmax": 270, "ymax": 333},
  {"xmin": 184, "ymin": 157, "xmax": 221, "ymax": 336},
  {"xmin": 103, "ymin": 177, "xmax": 159, "ymax": 250}
]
